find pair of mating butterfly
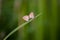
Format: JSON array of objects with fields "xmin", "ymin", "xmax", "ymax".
[{"xmin": 23, "ymin": 12, "xmax": 34, "ymax": 21}]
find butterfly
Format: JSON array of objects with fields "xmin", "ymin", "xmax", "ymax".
[{"xmin": 23, "ymin": 12, "xmax": 34, "ymax": 21}]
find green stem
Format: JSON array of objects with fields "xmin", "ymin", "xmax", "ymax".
[{"xmin": 3, "ymin": 13, "xmax": 42, "ymax": 40}]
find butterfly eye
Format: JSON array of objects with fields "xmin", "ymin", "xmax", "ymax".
[
  {"xmin": 29, "ymin": 12, "xmax": 34, "ymax": 19},
  {"xmin": 23, "ymin": 15, "xmax": 29, "ymax": 21}
]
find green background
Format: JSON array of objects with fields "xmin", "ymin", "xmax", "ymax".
[{"xmin": 0, "ymin": 0, "xmax": 60, "ymax": 40}]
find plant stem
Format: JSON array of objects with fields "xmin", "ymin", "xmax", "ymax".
[{"xmin": 3, "ymin": 13, "xmax": 42, "ymax": 40}]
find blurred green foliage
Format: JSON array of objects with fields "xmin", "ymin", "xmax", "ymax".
[{"xmin": 0, "ymin": 0, "xmax": 60, "ymax": 40}]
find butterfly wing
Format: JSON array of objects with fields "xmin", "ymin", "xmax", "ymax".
[
  {"xmin": 23, "ymin": 15, "xmax": 29, "ymax": 21},
  {"xmin": 29, "ymin": 12, "xmax": 34, "ymax": 19}
]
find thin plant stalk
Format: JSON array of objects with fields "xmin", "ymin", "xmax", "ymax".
[{"xmin": 3, "ymin": 13, "xmax": 42, "ymax": 40}]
